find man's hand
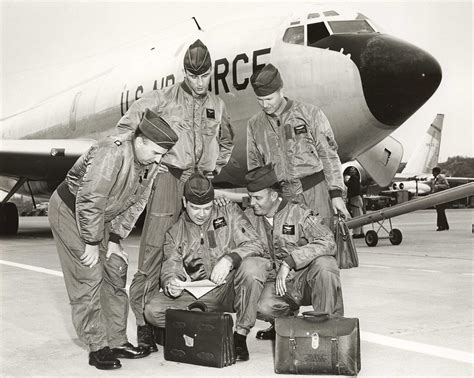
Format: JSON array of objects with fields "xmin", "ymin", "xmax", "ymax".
[
  {"xmin": 276, "ymin": 262, "xmax": 291, "ymax": 296},
  {"xmin": 106, "ymin": 241, "xmax": 128, "ymax": 264},
  {"xmin": 166, "ymin": 278, "xmax": 186, "ymax": 297},
  {"xmin": 157, "ymin": 163, "xmax": 169, "ymax": 173},
  {"xmin": 80, "ymin": 244, "xmax": 100, "ymax": 268},
  {"xmin": 332, "ymin": 197, "xmax": 350, "ymax": 219},
  {"xmin": 214, "ymin": 195, "xmax": 230, "ymax": 207},
  {"xmin": 210, "ymin": 258, "xmax": 232, "ymax": 285}
]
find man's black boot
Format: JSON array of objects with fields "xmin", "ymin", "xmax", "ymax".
[
  {"xmin": 137, "ymin": 324, "xmax": 158, "ymax": 353},
  {"xmin": 111, "ymin": 342, "xmax": 151, "ymax": 359},
  {"xmin": 89, "ymin": 346, "xmax": 122, "ymax": 370},
  {"xmin": 233, "ymin": 332, "xmax": 249, "ymax": 361},
  {"xmin": 154, "ymin": 326, "xmax": 166, "ymax": 346},
  {"xmin": 256, "ymin": 324, "xmax": 276, "ymax": 340}
]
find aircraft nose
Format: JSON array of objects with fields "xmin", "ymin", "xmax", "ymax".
[{"xmin": 313, "ymin": 34, "xmax": 442, "ymax": 127}]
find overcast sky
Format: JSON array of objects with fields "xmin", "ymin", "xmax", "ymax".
[{"xmin": 1, "ymin": 0, "xmax": 472, "ymax": 162}]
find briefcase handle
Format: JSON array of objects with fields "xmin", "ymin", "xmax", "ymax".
[
  {"xmin": 187, "ymin": 301, "xmax": 209, "ymax": 312},
  {"xmin": 301, "ymin": 311, "xmax": 330, "ymax": 320}
]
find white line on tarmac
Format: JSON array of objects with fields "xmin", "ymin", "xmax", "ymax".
[
  {"xmin": 2, "ymin": 259, "xmax": 473, "ymax": 364},
  {"xmin": 361, "ymin": 331, "xmax": 474, "ymax": 364},
  {"xmin": 407, "ymin": 268, "xmax": 440, "ymax": 273},
  {"xmin": 0, "ymin": 259, "xmax": 63, "ymax": 277},
  {"xmin": 360, "ymin": 264, "xmax": 391, "ymax": 269}
]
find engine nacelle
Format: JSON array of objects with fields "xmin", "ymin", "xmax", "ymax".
[{"xmin": 341, "ymin": 161, "xmax": 368, "ymax": 185}]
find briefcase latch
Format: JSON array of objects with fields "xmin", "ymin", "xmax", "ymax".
[
  {"xmin": 183, "ymin": 334, "xmax": 195, "ymax": 348},
  {"xmin": 311, "ymin": 332, "xmax": 319, "ymax": 349}
]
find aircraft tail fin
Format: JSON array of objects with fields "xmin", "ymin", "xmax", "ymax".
[{"xmin": 403, "ymin": 114, "xmax": 444, "ymax": 175}]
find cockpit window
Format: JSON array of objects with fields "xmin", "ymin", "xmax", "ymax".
[
  {"xmin": 323, "ymin": 11, "xmax": 339, "ymax": 17},
  {"xmin": 307, "ymin": 22, "xmax": 330, "ymax": 45},
  {"xmin": 328, "ymin": 20, "xmax": 374, "ymax": 34},
  {"xmin": 282, "ymin": 26, "xmax": 304, "ymax": 45}
]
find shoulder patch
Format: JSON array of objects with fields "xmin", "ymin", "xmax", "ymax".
[{"xmin": 213, "ymin": 217, "xmax": 227, "ymax": 230}]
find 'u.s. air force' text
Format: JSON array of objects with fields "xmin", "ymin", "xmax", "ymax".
[{"xmin": 120, "ymin": 48, "xmax": 271, "ymax": 116}]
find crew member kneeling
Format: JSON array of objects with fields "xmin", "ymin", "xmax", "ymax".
[
  {"xmin": 144, "ymin": 174, "xmax": 268, "ymax": 361},
  {"xmin": 244, "ymin": 164, "xmax": 344, "ymax": 341}
]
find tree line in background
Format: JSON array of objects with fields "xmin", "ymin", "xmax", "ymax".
[{"xmin": 438, "ymin": 156, "xmax": 474, "ymax": 177}]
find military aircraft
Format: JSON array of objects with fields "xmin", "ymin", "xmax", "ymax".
[
  {"xmin": 390, "ymin": 114, "xmax": 444, "ymax": 196},
  {"xmin": 0, "ymin": 7, "xmax": 443, "ymax": 235}
]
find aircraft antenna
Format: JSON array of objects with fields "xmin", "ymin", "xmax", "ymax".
[{"xmin": 192, "ymin": 17, "xmax": 202, "ymax": 31}]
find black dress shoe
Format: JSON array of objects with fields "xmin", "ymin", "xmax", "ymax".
[
  {"xmin": 137, "ymin": 324, "xmax": 158, "ymax": 353},
  {"xmin": 111, "ymin": 342, "xmax": 151, "ymax": 359},
  {"xmin": 436, "ymin": 227, "xmax": 446, "ymax": 231},
  {"xmin": 233, "ymin": 332, "xmax": 249, "ymax": 361},
  {"xmin": 89, "ymin": 347, "xmax": 121, "ymax": 370},
  {"xmin": 256, "ymin": 324, "xmax": 276, "ymax": 340},
  {"xmin": 154, "ymin": 326, "xmax": 166, "ymax": 346},
  {"xmin": 352, "ymin": 233, "xmax": 365, "ymax": 239}
]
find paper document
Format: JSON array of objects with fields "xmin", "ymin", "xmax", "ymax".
[{"xmin": 182, "ymin": 279, "xmax": 219, "ymax": 299}]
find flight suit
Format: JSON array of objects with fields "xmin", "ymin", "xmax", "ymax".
[
  {"xmin": 244, "ymin": 199, "xmax": 344, "ymax": 320},
  {"xmin": 144, "ymin": 202, "xmax": 269, "ymax": 336},
  {"xmin": 48, "ymin": 132, "xmax": 159, "ymax": 352},
  {"xmin": 117, "ymin": 81, "xmax": 234, "ymax": 326},
  {"xmin": 431, "ymin": 173, "xmax": 450, "ymax": 230},
  {"xmin": 247, "ymin": 99, "xmax": 344, "ymax": 228}
]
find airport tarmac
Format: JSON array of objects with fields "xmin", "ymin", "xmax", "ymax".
[{"xmin": 0, "ymin": 209, "xmax": 473, "ymax": 377}]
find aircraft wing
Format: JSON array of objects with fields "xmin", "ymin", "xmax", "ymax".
[{"xmin": 0, "ymin": 139, "xmax": 95, "ymax": 181}]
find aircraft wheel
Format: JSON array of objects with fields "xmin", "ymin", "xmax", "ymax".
[
  {"xmin": 365, "ymin": 230, "xmax": 378, "ymax": 247},
  {"xmin": 389, "ymin": 228, "xmax": 403, "ymax": 245},
  {"xmin": 0, "ymin": 202, "xmax": 19, "ymax": 236}
]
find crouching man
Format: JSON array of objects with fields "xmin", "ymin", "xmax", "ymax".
[
  {"xmin": 48, "ymin": 109, "xmax": 178, "ymax": 370},
  {"xmin": 244, "ymin": 164, "xmax": 344, "ymax": 341},
  {"xmin": 144, "ymin": 174, "xmax": 269, "ymax": 361}
]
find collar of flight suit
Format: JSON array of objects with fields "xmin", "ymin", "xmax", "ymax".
[
  {"xmin": 265, "ymin": 97, "xmax": 293, "ymax": 123},
  {"xmin": 180, "ymin": 80, "xmax": 209, "ymax": 100}
]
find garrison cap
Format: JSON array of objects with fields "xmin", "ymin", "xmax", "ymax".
[
  {"xmin": 183, "ymin": 39, "xmax": 212, "ymax": 75},
  {"xmin": 184, "ymin": 173, "xmax": 215, "ymax": 205},
  {"xmin": 138, "ymin": 109, "xmax": 178, "ymax": 149},
  {"xmin": 250, "ymin": 63, "xmax": 283, "ymax": 96},
  {"xmin": 246, "ymin": 164, "xmax": 279, "ymax": 192}
]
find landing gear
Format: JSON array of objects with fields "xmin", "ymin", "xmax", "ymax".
[
  {"xmin": 0, "ymin": 202, "xmax": 19, "ymax": 235},
  {"xmin": 0, "ymin": 177, "xmax": 28, "ymax": 236}
]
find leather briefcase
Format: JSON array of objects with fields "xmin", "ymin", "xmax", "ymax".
[
  {"xmin": 164, "ymin": 301, "xmax": 236, "ymax": 368},
  {"xmin": 275, "ymin": 312, "xmax": 361, "ymax": 375}
]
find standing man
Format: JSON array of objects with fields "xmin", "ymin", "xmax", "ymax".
[
  {"xmin": 144, "ymin": 174, "xmax": 269, "ymax": 361},
  {"xmin": 247, "ymin": 64, "xmax": 349, "ymax": 229},
  {"xmin": 431, "ymin": 166, "xmax": 450, "ymax": 231},
  {"xmin": 116, "ymin": 39, "xmax": 234, "ymax": 352},
  {"xmin": 345, "ymin": 167, "xmax": 365, "ymax": 238},
  {"xmin": 48, "ymin": 110, "xmax": 178, "ymax": 370},
  {"xmin": 244, "ymin": 164, "xmax": 344, "ymax": 340}
]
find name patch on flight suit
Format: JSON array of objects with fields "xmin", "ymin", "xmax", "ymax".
[
  {"xmin": 206, "ymin": 108, "xmax": 216, "ymax": 119},
  {"xmin": 294, "ymin": 124, "xmax": 308, "ymax": 135},
  {"xmin": 282, "ymin": 224, "xmax": 295, "ymax": 235},
  {"xmin": 213, "ymin": 217, "xmax": 227, "ymax": 230}
]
